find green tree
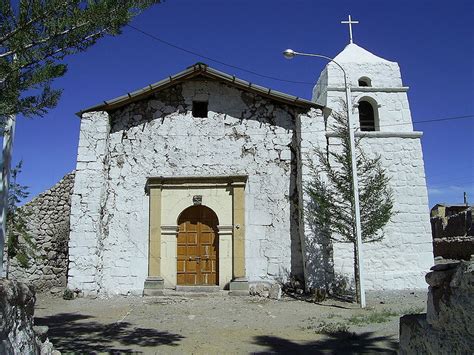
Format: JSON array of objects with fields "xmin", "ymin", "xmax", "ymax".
[
  {"xmin": 0, "ymin": 0, "xmax": 160, "ymax": 124},
  {"xmin": 305, "ymin": 109, "xmax": 395, "ymax": 303},
  {"xmin": 6, "ymin": 161, "xmax": 32, "ymax": 268}
]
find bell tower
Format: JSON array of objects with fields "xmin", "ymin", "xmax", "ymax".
[
  {"xmin": 313, "ymin": 42, "xmax": 414, "ymax": 133},
  {"xmin": 307, "ymin": 40, "xmax": 434, "ymax": 290}
]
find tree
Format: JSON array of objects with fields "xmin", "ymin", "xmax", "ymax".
[
  {"xmin": 0, "ymin": 0, "xmax": 160, "ymax": 275},
  {"xmin": 6, "ymin": 161, "xmax": 33, "ymax": 269},
  {"xmin": 305, "ymin": 109, "xmax": 395, "ymax": 303},
  {"xmin": 0, "ymin": 0, "xmax": 160, "ymax": 124}
]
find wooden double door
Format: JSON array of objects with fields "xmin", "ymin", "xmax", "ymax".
[{"xmin": 177, "ymin": 205, "xmax": 219, "ymax": 285}]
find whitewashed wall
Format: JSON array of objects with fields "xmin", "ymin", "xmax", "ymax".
[
  {"xmin": 305, "ymin": 43, "xmax": 433, "ymax": 290},
  {"xmin": 68, "ymin": 80, "xmax": 312, "ymax": 295}
]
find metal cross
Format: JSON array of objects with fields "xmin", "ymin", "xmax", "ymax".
[{"xmin": 341, "ymin": 15, "xmax": 359, "ymax": 44}]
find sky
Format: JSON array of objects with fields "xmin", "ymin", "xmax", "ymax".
[{"xmin": 9, "ymin": 0, "xmax": 474, "ymax": 207}]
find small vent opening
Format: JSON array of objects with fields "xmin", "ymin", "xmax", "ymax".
[{"xmin": 192, "ymin": 101, "xmax": 208, "ymax": 118}]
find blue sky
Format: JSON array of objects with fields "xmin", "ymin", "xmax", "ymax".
[{"xmin": 10, "ymin": 0, "xmax": 474, "ymax": 207}]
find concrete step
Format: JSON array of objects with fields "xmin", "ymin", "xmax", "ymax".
[{"xmin": 175, "ymin": 285, "xmax": 221, "ymax": 293}]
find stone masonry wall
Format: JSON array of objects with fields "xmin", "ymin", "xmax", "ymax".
[
  {"xmin": 328, "ymin": 135, "xmax": 433, "ymax": 290},
  {"xmin": 431, "ymin": 206, "xmax": 473, "ymax": 260},
  {"xmin": 8, "ymin": 172, "xmax": 75, "ymax": 292},
  {"xmin": 68, "ymin": 80, "xmax": 318, "ymax": 295},
  {"xmin": 399, "ymin": 260, "xmax": 474, "ymax": 354},
  {"xmin": 308, "ymin": 44, "xmax": 433, "ymax": 291}
]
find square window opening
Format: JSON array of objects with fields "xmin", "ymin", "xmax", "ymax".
[{"xmin": 192, "ymin": 101, "xmax": 208, "ymax": 118}]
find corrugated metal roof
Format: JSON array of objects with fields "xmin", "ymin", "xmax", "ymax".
[{"xmin": 76, "ymin": 62, "xmax": 321, "ymax": 116}]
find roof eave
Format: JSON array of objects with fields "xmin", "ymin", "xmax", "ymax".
[{"xmin": 76, "ymin": 63, "xmax": 321, "ymax": 117}]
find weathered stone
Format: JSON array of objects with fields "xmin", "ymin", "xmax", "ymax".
[
  {"xmin": 400, "ymin": 261, "xmax": 474, "ymax": 354},
  {"xmin": 7, "ymin": 172, "xmax": 74, "ymax": 293},
  {"xmin": 0, "ymin": 280, "xmax": 59, "ymax": 354},
  {"xmin": 269, "ymin": 284, "xmax": 282, "ymax": 300},
  {"xmin": 425, "ymin": 269, "xmax": 455, "ymax": 287}
]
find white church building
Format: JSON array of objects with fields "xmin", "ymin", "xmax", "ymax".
[{"xmin": 67, "ymin": 41, "xmax": 433, "ymax": 296}]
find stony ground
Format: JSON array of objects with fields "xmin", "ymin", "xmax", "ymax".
[{"xmin": 34, "ymin": 290, "xmax": 427, "ymax": 354}]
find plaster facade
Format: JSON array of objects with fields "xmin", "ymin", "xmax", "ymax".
[
  {"xmin": 68, "ymin": 73, "xmax": 317, "ymax": 295},
  {"xmin": 307, "ymin": 43, "xmax": 433, "ymax": 290},
  {"xmin": 68, "ymin": 43, "xmax": 433, "ymax": 295}
]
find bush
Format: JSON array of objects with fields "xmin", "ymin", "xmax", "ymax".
[{"xmin": 62, "ymin": 288, "xmax": 74, "ymax": 300}]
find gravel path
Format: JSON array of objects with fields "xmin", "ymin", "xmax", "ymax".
[{"xmin": 34, "ymin": 290, "xmax": 426, "ymax": 354}]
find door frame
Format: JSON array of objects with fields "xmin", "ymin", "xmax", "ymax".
[{"xmin": 145, "ymin": 175, "xmax": 247, "ymax": 289}]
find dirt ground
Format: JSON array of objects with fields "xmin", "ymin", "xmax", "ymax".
[{"xmin": 34, "ymin": 290, "xmax": 427, "ymax": 354}]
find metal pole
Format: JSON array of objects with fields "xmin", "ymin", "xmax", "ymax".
[
  {"xmin": 344, "ymin": 83, "xmax": 366, "ymax": 308},
  {"xmin": 283, "ymin": 50, "xmax": 366, "ymax": 307},
  {"xmin": 0, "ymin": 53, "xmax": 17, "ymax": 278},
  {"xmin": 0, "ymin": 114, "xmax": 16, "ymax": 278}
]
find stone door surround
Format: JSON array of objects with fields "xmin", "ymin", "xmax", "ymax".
[{"xmin": 144, "ymin": 175, "xmax": 247, "ymax": 295}]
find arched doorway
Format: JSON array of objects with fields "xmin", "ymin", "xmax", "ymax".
[{"xmin": 177, "ymin": 205, "xmax": 219, "ymax": 285}]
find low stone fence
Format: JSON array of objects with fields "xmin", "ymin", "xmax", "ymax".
[
  {"xmin": 7, "ymin": 172, "xmax": 75, "ymax": 293},
  {"xmin": 399, "ymin": 260, "xmax": 474, "ymax": 354},
  {"xmin": 431, "ymin": 206, "xmax": 473, "ymax": 260}
]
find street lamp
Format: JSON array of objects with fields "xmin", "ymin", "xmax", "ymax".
[{"xmin": 284, "ymin": 48, "xmax": 366, "ymax": 308}]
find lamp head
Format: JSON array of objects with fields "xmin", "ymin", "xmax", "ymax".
[{"xmin": 283, "ymin": 49, "xmax": 296, "ymax": 59}]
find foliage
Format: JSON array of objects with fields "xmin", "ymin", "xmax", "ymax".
[
  {"xmin": 63, "ymin": 288, "xmax": 75, "ymax": 300},
  {"xmin": 0, "ymin": 0, "xmax": 160, "ymax": 128},
  {"xmin": 6, "ymin": 161, "xmax": 33, "ymax": 268},
  {"xmin": 348, "ymin": 309, "xmax": 398, "ymax": 325},
  {"xmin": 305, "ymin": 109, "xmax": 395, "ymax": 302},
  {"xmin": 314, "ymin": 321, "xmax": 352, "ymax": 336}
]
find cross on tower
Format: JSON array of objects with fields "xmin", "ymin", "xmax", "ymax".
[{"xmin": 341, "ymin": 15, "xmax": 359, "ymax": 44}]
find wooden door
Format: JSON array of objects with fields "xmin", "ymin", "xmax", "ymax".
[{"xmin": 177, "ymin": 205, "xmax": 218, "ymax": 285}]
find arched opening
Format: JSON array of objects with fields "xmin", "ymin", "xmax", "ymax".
[
  {"xmin": 177, "ymin": 205, "xmax": 219, "ymax": 286},
  {"xmin": 358, "ymin": 77, "xmax": 371, "ymax": 87},
  {"xmin": 358, "ymin": 100, "xmax": 376, "ymax": 131}
]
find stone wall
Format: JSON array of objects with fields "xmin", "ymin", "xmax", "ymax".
[
  {"xmin": 399, "ymin": 260, "xmax": 474, "ymax": 354},
  {"xmin": 8, "ymin": 172, "xmax": 75, "ymax": 292},
  {"xmin": 431, "ymin": 206, "xmax": 473, "ymax": 260}
]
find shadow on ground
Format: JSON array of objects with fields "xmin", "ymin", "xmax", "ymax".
[
  {"xmin": 253, "ymin": 331, "xmax": 398, "ymax": 354},
  {"xmin": 35, "ymin": 313, "xmax": 184, "ymax": 353}
]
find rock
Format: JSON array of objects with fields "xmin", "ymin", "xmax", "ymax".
[
  {"xmin": 49, "ymin": 287, "xmax": 63, "ymax": 295},
  {"xmin": 425, "ymin": 269, "xmax": 455, "ymax": 287},
  {"xmin": 400, "ymin": 261, "xmax": 474, "ymax": 354},
  {"xmin": 0, "ymin": 280, "xmax": 37, "ymax": 354},
  {"xmin": 430, "ymin": 261, "xmax": 460, "ymax": 271},
  {"xmin": 33, "ymin": 325, "xmax": 49, "ymax": 342},
  {"xmin": 269, "ymin": 284, "xmax": 281, "ymax": 300},
  {"xmin": 249, "ymin": 283, "xmax": 271, "ymax": 298}
]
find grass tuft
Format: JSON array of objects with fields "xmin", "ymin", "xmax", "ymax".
[{"xmin": 348, "ymin": 309, "xmax": 398, "ymax": 325}]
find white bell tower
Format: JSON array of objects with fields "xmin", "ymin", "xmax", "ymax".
[
  {"xmin": 308, "ymin": 38, "xmax": 434, "ymax": 290},
  {"xmin": 313, "ymin": 42, "xmax": 415, "ymax": 133}
]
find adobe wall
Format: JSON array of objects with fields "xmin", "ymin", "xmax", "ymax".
[
  {"xmin": 8, "ymin": 172, "xmax": 74, "ymax": 292},
  {"xmin": 431, "ymin": 206, "xmax": 473, "ymax": 260},
  {"xmin": 68, "ymin": 80, "xmax": 319, "ymax": 295}
]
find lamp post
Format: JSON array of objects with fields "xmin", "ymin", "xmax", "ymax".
[{"xmin": 283, "ymin": 49, "xmax": 366, "ymax": 308}]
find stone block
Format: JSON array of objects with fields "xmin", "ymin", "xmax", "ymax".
[
  {"xmin": 143, "ymin": 276, "xmax": 164, "ymax": 296},
  {"xmin": 229, "ymin": 278, "xmax": 249, "ymax": 296},
  {"xmin": 269, "ymin": 284, "xmax": 282, "ymax": 300}
]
